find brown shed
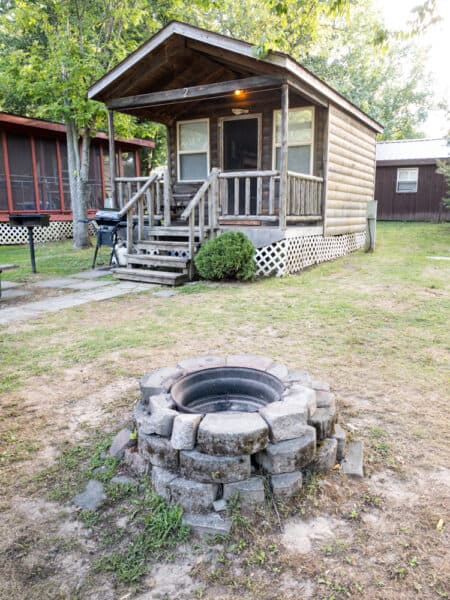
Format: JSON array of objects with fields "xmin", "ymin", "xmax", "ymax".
[
  {"xmin": 88, "ymin": 21, "xmax": 383, "ymax": 285},
  {"xmin": 375, "ymin": 138, "xmax": 450, "ymax": 222}
]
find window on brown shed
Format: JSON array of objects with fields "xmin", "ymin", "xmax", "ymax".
[
  {"xmin": 7, "ymin": 133, "xmax": 35, "ymax": 210},
  {"xmin": 0, "ymin": 139, "xmax": 8, "ymax": 211},
  {"xmin": 396, "ymin": 168, "xmax": 418, "ymax": 193},
  {"xmin": 35, "ymin": 137, "xmax": 61, "ymax": 211}
]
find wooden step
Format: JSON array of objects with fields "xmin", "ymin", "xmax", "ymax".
[
  {"xmin": 148, "ymin": 226, "xmax": 207, "ymax": 238},
  {"xmin": 136, "ymin": 240, "xmax": 195, "ymax": 253},
  {"xmin": 125, "ymin": 253, "xmax": 189, "ymax": 269},
  {"xmin": 113, "ymin": 267, "xmax": 188, "ymax": 286}
]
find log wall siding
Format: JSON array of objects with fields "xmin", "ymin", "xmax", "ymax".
[
  {"xmin": 324, "ymin": 105, "xmax": 376, "ymax": 236},
  {"xmin": 375, "ymin": 164, "xmax": 450, "ymax": 222}
]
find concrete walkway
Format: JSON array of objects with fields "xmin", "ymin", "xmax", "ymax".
[{"xmin": 0, "ymin": 269, "xmax": 153, "ymax": 325}]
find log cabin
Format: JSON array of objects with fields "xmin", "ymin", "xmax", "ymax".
[{"xmin": 88, "ymin": 21, "xmax": 383, "ymax": 285}]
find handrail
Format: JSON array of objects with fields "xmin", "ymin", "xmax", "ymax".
[
  {"xmin": 218, "ymin": 169, "xmax": 279, "ymax": 179},
  {"xmin": 180, "ymin": 168, "xmax": 220, "ymax": 221},
  {"xmin": 287, "ymin": 171, "xmax": 323, "ymax": 182},
  {"xmin": 118, "ymin": 172, "xmax": 159, "ymax": 218}
]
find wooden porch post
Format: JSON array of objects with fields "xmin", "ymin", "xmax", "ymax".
[
  {"xmin": 279, "ymin": 83, "xmax": 289, "ymax": 230},
  {"xmin": 107, "ymin": 109, "xmax": 116, "ymax": 207}
]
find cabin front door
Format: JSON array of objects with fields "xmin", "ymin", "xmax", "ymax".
[{"xmin": 221, "ymin": 115, "xmax": 260, "ymax": 215}]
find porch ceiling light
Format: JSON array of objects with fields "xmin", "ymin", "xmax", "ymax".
[
  {"xmin": 232, "ymin": 108, "xmax": 249, "ymax": 115},
  {"xmin": 234, "ymin": 89, "xmax": 243, "ymax": 96}
]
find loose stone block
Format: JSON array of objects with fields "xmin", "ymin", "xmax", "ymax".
[
  {"xmin": 139, "ymin": 434, "xmax": 179, "ymax": 470},
  {"xmin": 271, "ymin": 471, "xmax": 303, "ymax": 499},
  {"xmin": 149, "ymin": 393, "xmax": 175, "ymax": 412},
  {"xmin": 312, "ymin": 438, "xmax": 338, "ymax": 473},
  {"xmin": 182, "ymin": 512, "xmax": 232, "ymax": 536},
  {"xmin": 283, "ymin": 384, "xmax": 317, "ymax": 418},
  {"xmin": 151, "ymin": 466, "xmax": 178, "ymax": 501},
  {"xmin": 179, "ymin": 449, "xmax": 251, "ymax": 483},
  {"xmin": 169, "ymin": 477, "xmax": 218, "ymax": 513},
  {"xmin": 213, "ymin": 499, "xmax": 227, "ymax": 512},
  {"xmin": 259, "ymin": 401, "xmax": 307, "ymax": 442},
  {"xmin": 109, "ymin": 428, "xmax": 132, "ymax": 458},
  {"xmin": 197, "ymin": 412, "xmax": 269, "ymax": 455},
  {"xmin": 73, "ymin": 480, "xmax": 107, "ymax": 511},
  {"xmin": 284, "ymin": 369, "xmax": 312, "ymax": 385},
  {"xmin": 254, "ymin": 426, "xmax": 316, "ymax": 474},
  {"xmin": 171, "ymin": 414, "xmax": 203, "ymax": 450},
  {"xmin": 140, "ymin": 367, "xmax": 183, "ymax": 402},
  {"xmin": 177, "ymin": 355, "xmax": 225, "ymax": 373},
  {"xmin": 315, "ymin": 391, "xmax": 336, "ymax": 410},
  {"xmin": 266, "ymin": 362, "xmax": 289, "ymax": 380},
  {"xmin": 226, "ymin": 354, "xmax": 274, "ymax": 371},
  {"xmin": 331, "ymin": 424, "xmax": 346, "ymax": 461},
  {"xmin": 124, "ymin": 448, "xmax": 149, "ymax": 476},
  {"xmin": 223, "ymin": 476, "xmax": 265, "ymax": 508},
  {"xmin": 342, "ymin": 441, "xmax": 364, "ymax": 478},
  {"xmin": 309, "ymin": 407, "xmax": 336, "ymax": 441}
]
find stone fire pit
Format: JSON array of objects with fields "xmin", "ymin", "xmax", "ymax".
[{"xmin": 127, "ymin": 354, "xmax": 347, "ymax": 535}]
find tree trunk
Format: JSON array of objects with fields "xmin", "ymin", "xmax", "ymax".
[{"xmin": 66, "ymin": 119, "xmax": 91, "ymax": 249}]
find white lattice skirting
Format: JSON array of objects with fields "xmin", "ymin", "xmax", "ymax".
[
  {"xmin": 0, "ymin": 221, "xmax": 97, "ymax": 245},
  {"xmin": 255, "ymin": 231, "xmax": 366, "ymax": 277}
]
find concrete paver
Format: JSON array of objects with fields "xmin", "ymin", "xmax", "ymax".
[
  {"xmin": 1, "ymin": 288, "xmax": 32, "ymax": 300},
  {"xmin": 71, "ymin": 269, "xmax": 112, "ymax": 280},
  {"xmin": 0, "ymin": 281, "xmax": 21, "ymax": 290},
  {"xmin": 64, "ymin": 279, "xmax": 115, "ymax": 290},
  {"xmin": 32, "ymin": 278, "xmax": 80, "ymax": 289}
]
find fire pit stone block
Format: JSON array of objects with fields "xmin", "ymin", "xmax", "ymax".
[
  {"xmin": 315, "ymin": 391, "xmax": 336, "ymax": 410},
  {"xmin": 254, "ymin": 426, "xmax": 316, "ymax": 474},
  {"xmin": 177, "ymin": 355, "xmax": 226, "ymax": 373},
  {"xmin": 284, "ymin": 369, "xmax": 312, "ymax": 385},
  {"xmin": 179, "ymin": 449, "xmax": 251, "ymax": 483},
  {"xmin": 282, "ymin": 384, "xmax": 317, "ymax": 418},
  {"xmin": 149, "ymin": 393, "xmax": 175, "ymax": 412},
  {"xmin": 140, "ymin": 367, "xmax": 184, "ymax": 402},
  {"xmin": 169, "ymin": 476, "xmax": 218, "ymax": 513},
  {"xmin": 312, "ymin": 437, "xmax": 338, "ymax": 473},
  {"xmin": 223, "ymin": 476, "xmax": 266, "ymax": 508},
  {"xmin": 259, "ymin": 401, "xmax": 308, "ymax": 442},
  {"xmin": 151, "ymin": 466, "xmax": 178, "ymax": 501},
  {"xmin": 309, "ymin": 407, "xmax": 337, "ymax": 441},
  {"xmin": 182, "ymin": 512, "xmax": 232, "ymax": 536},
  {"xmin": 171, "ymin": 414, "xmax": 203, "ymax": 450},
  {"xmin": 138, "ymin": 433, "xmax": 179, "ymax": 470},
  {"xmin": 331, "ymin": 424, "xmax": 347, "ymax": 460},
  {"xmin": 266, "ymin": 362, "xmax": 289, "ymax": 380},
  {"xmin": 271, "ymin": 471, "xmax": 303, "ymax": 499},
  {"xmin": 197, "ymin": 412, "xmax": 269, "ymax": 455}
]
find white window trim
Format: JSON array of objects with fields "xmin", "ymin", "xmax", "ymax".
[
  {"xmin": 177, "ymin": 118, "xmax": 210, "ymax": 183},
  {"xmin": 272, "ymin": 106, "xmax": 315, "ymax": 175},
  {"xmin": 396, "ymin": 167, "xmax": 418, "ymax": 193}
]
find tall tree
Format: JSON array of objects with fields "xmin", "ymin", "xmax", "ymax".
[{"xmin": 0, "ymin": 0, "xmax": 183, "ymax": 247}]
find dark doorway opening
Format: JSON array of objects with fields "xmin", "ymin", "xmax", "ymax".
[{"xmin": 222, "ymin": 117, "xmax": 259, "ymax": 214}]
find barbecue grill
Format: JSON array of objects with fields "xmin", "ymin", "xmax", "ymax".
[{"xmin": 90, "ymin": 209, "xmax": 127, "ymax": 268}]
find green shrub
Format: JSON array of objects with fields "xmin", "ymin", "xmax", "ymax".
[{"xmin": 194, "ymin": 231, "xmax": 256, "ymax": 281}]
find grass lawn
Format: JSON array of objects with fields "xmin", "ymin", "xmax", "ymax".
[
  {"xmin": 0, "ymin": 236, "xmax": 112, "ymax": 281},
  {"xmin": 0, "ymin": 222, "xmax": 449, "ymax": 599}
]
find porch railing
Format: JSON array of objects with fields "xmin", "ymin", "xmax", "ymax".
[
  {"xmin": 180, "ymin": 168, "xmax": 220, "ymax": 259},
  {"xmin": 286, "ymin": 171, "xmax": 323, "ymax": 220},
  {"xmin": 118, "ymin": 171, "xmax": 161, "ymax": 253},
  {"xmin": 218, "ymin": 170, "xmax": 280, "ymax": 221}
]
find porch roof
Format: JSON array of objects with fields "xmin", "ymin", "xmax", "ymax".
[{"xmin": 88, "ymin": 21, "xmax": 383, "ymax": 134}]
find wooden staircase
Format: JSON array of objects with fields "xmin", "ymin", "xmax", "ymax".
[
  {"xmin": 112, "ymin": 169, "xmax": 220, "ymax": 286},
  {"xmin": 114, "ymin": 226, "xmax": 204, "ymax": 286}
]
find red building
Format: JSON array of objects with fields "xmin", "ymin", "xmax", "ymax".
[{"xmin": 0, "ymin": 112, "xmax": 154, "ymax": 243}]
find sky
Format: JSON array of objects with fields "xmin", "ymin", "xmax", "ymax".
[{"xmin": 374, "ymin": 0, "xmax": 450, "ymax": 137}]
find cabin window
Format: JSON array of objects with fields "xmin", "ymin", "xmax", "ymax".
[
  {"xmin": 273, "ymin": 107, "xmax": 314, "ymax": 174},
  {"xmin": 7, "ymin": 133, "xmax": 36, "ymax": 211},
  {"xmin": 0, "ymin": 139, "xmax": 8, "ymax": 211},
  {"xmin": 35, "ymin": 138, "xmax": 61, "ymax": 211},
  {"xmin": 177, "ymin": 119, "xmax": 209, "ymax": 181},
  {"xmin": 396, "ymin": 168, "xmax": 418, "ymax": 193},
  {"xmin": 121, "ymin": 151, "xmax": 136, "ymax": 178}
]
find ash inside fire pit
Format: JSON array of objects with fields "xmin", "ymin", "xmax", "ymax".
[{"xmin": 170, "ymin": 366, "xmax": 285, "ymax": 414}]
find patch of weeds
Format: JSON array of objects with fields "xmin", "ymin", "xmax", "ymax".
[
  {"xmin": 94, "ymin": 487, "xmax": 189, "ymax": 584},
  {"xmin": 227, "ymin": 493, "xmax": 253, "ymax": 534},
  {"xmin": 390, "ymin": 565, "xmax": 408, "ymax": 580},
  {"xmin": 79, "ymin": 510, "xmax": 102, "ymax": 528},
  {"xmin": 363, "ymin": 493, "xmax": 382, "ymax": 508},
  {"xmin": 105, "ymin": 481, "xmax": 137, "ymax": 504},
  {"xmin": 0, "ymin": 430, "xmax": 40, "ymax": 465}
]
